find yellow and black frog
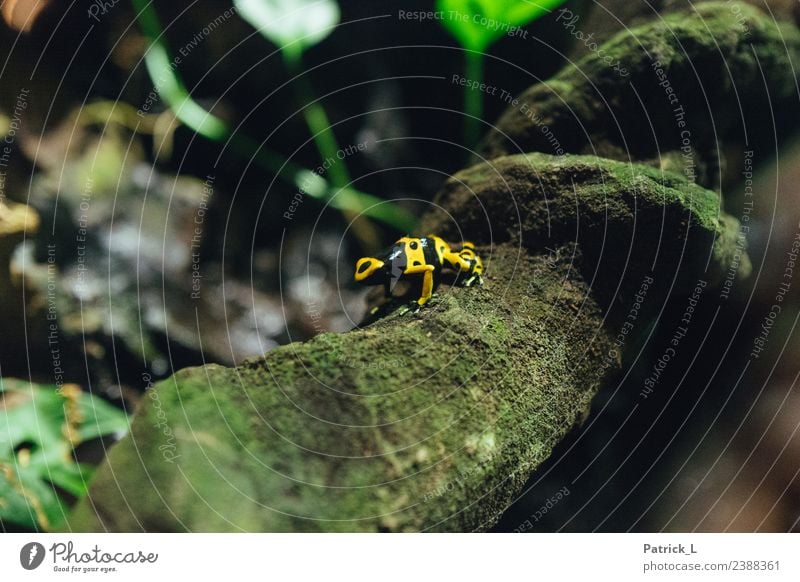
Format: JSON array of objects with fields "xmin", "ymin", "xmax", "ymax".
[{"xmin": 354, "ymin": 234, "xmax": 484, "ymax": 312}]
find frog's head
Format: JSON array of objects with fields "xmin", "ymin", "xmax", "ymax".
[{"xmin": 354, "ymin": 257, "xmax": 386, "ymax": 285}]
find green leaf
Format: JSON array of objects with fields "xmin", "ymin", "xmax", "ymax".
[
  {"xmin": 0, "ymin": 379, "xmax": 129, "ymax": 530},
  {"xmin": 437, "ymin": 0, "xmax": 570, "ymax": 52},
  {"xmin": 0, "ymin": 461, "xmax": 68, "ymax": 531},
  {"xmin": 0, "ymin": 381, "xmax": 66, "ymax": 462},
  {"xmin": 234, "ymin": 0, "xmax": 340, "ymax": 60},
  {"xmin": 45, "ymin": 462, "xmax": 95, "ymax": 498},
  {"xmin": 76, "ymin": 391, "xmax": 130, "ymax": 443}
]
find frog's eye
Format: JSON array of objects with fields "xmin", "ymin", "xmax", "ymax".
[{"xmin": 354, "ymin": 257, "xmax": 385, "ymax": 282}]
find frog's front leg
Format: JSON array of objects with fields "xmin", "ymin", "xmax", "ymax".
[
  {"xmin": 403, "ymin": 263, "xmax": 436, "ymax": 310},
  {"xmin": 418, "ymin": 267, "xmax": 435, "ymax": 307},
  {"xmin": 463, "ymin": 272, "xmax": 483, "ymax": 287}
]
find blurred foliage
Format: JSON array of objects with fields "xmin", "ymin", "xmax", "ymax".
[
  {"xmin": 0, "ymin": 380, "xmax": 128, "ymax": 531},
  {"xmin": 132, "ymin": 0, "xmax": 233, "ymax": 141},
  {"xmin": 437, "ymin": 0, "xmax": 570, "ymax": 145},
  {"xmin": 235, "ymin": 0, "xmax": 345, "ymax": 184},
  {"xmin": 132, "ymin": 0, "xmax": 415, "ymax": 235},
  {"xmin": 438, "ymin": 0, "xmax": 568, "ymax": 52},
  {"xmin": 233, "ymin": 0, "xmax": 377, "ymax": 242},
  {"xmin": 0, "ymin": 0, "xmax": 50, "ymax": 32},
  {"xmin": 234, "ymin": 0, "xmax": 340, "ymax": 62}
]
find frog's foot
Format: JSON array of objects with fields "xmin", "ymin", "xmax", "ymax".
[
  {"xmin": 398, "ymin": 301, "xmax": 422, "ymax": 316},
  {"xmin": 463, "ymin": 274, "xmax": 483, "ymax": 287},
  {"xmin": 366, "ymin": 297, "xmax": 406, "ymax": 321}
]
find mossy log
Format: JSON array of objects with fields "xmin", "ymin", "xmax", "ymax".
[
  {"xmin": 65, "ymin": 2, "xmax": 790, "ymax": 532},
  {"xmin": 480, "ymin": 3, "xmax": 800, "ymax": 189},
  {"xmin": 68, "ymin": 153, "xmax": 741, "ymax": 532}
]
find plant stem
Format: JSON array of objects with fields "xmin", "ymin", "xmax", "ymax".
[
  {"xmin": 130, "ymin": 0, "xmax": 416, "ymax": 232},
  {"xmin": 283, "ymin": 51, "xmax": 382, "ymax": 247},
  {"xmin": 284, "ymin": 53, "xmax": 350, "ymax": 188},
  {"xmin": 464, "ymin": 50, "xmax": 484, "ymax": 148}
]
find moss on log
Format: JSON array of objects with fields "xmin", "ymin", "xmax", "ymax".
[
  {"xmin": 479, "ymin": 3, "xmax": 800, "ymax": 189},
  {"xmin": 68, "ymin": 153, "xmax": 742, "ymax": 531}
]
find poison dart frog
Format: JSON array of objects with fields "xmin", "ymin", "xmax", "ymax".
[{"xmin": 354, "ymin": 235, "xmax": 484, "ymax": 311}]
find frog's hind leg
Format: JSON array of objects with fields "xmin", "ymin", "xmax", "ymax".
[
  {"xmin": 443, "ymin": 242, "xmax": 483, "ymax": 286},
  {"xmin": 442, "ymin": 249, "xmax": 470, "ymax": 273},
  {"xmin": 461, "ymin": 243, "xmax": 484, "ymax": 286}
]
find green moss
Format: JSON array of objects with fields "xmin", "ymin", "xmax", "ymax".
[
  {"xmin": 425, "ymin": 153, "xmax": 740, "ymax": 307},
  {"xmin": 480, "ymin": 2, "xmax": 800, "ymax": 189}
]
